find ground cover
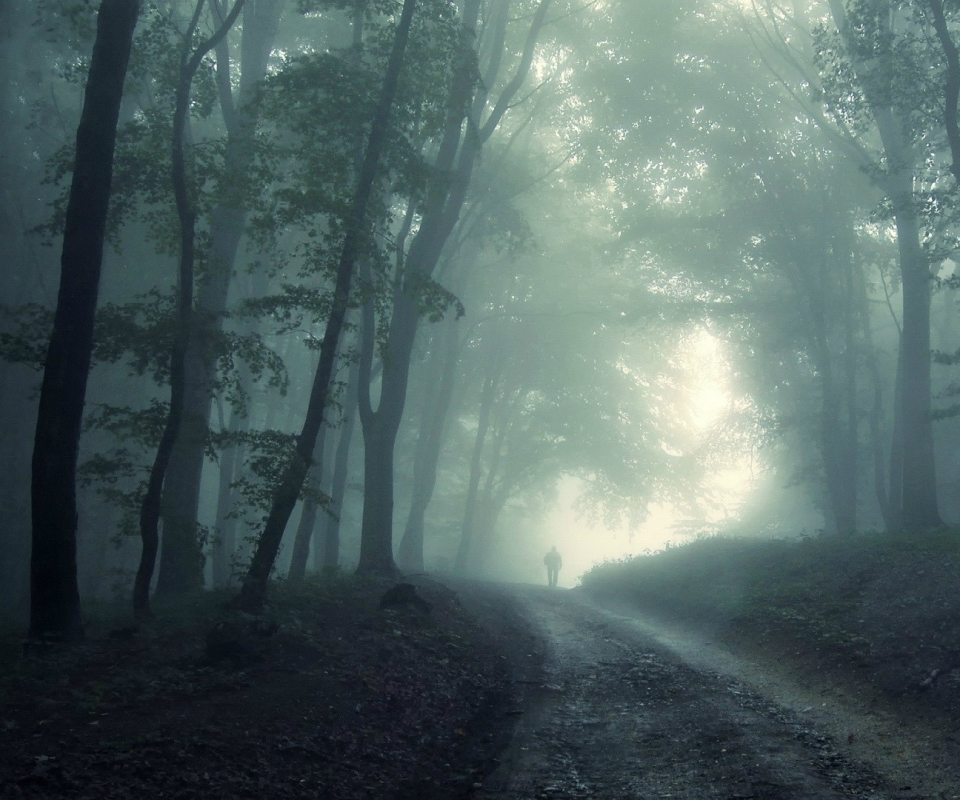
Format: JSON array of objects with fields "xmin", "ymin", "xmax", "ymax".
[
  {"xmin": 0, "ymin": 575, "xmax": 510, "ymax": 799},
  {"xmin": 579, "ymin": 529, "xmax": 960, "ymax": 728}
]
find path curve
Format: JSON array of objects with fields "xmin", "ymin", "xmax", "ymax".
[{"xmin": 458, "ymin": 582, "xmax": 960, "ymax": 800}]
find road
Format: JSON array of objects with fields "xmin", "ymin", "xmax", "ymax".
[{"xmin": 460, "ymin": 583, "xmax": 960, "ymax": 800}]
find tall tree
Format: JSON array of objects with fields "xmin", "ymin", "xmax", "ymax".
[
  {"xmin": 396, "ymin": 314, "xmax": 460, "ymax": 572},
  {"xmin": 156, "ymin": 0, "xmax": 285, "ymax": 596},
  {"xmin": 824, "ymin": 0, "xmax": 943, "ymax": 530},
  {"xmin": 30, "ymin": 0, "xmax": 140, "ymax": 640},
  {"xmin": 237, "ymin": 0, "xmax": 420, "ymax": 613},
  {"xmin": 134, "ymin": 0, "xmax": 245, "ymax": 618},
  {"xmin": 356, "ymin": 0, "xmax": 553, "ymax": 576}
]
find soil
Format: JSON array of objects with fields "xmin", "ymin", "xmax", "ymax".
[
  {"xmin": 0, "ymin": 576, "xmax": 511, "ymax": 800},
  {"xmin": 3, "ymin": 573, "xmax": 960, "ymax": 799}
]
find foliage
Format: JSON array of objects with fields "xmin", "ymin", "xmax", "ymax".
[
  {"xmin": 0, "ymin": 303, "xmax": 53, "ymax": 371},
  {"xmin": 211, "ymin": 428, "xmax": 331, "ymax": 521}
]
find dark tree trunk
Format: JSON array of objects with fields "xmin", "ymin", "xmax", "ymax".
[
  {"xmin": 887, "ymin": 336, "xmax": 904, "ymax": 531},
  {"xmin": 30, "ymin": 0, "xmax": 139, "ymax": 641},
  {"xmin": 158, "ymin": 0, "xmax": 283, "ymax": 595},
  {"xmin": 211, "ymin": 401, "xmax": 243, "ymax": 588},
  {"xmin": 397, "ymin": 317, "xmax": 460, "ymax": 572},
  {"xmin": 839, "ymin": 246, "xmax": 859, "ymax": 534},
  {"xmin": 357, "ymin": 410, "xmax": 402, "ymax": 575},
  {"xmin": 895, "ymin": 200, "xmax": 942, "ymax": 529},
  {"xmin": 237, "ymin": 0, "xmax": 419, "ymax": 613},
  {"xmin": 853, "ymin": 259, "xmax": 892, "ymax": 531}
]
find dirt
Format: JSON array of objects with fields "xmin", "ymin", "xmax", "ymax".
[
  {"xmin": 3, "ymin": 576, "xmax": 960, "ymax": 799},
  {"xmin": 0, "ymin": 576, "xmax": 510, "ymax": 799},
  {"xmin": 462, "ymin": 583, "xmax": 960, "ymax": 799}
]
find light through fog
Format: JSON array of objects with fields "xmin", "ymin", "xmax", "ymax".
[{"xmin": 544, "ymin": 330, "xmax": 756, "ymax": 588}]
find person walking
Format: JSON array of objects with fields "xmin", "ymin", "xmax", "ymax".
[{"xmin": 544, "ymin": 545, "xmax": 562, "ymax": 587}]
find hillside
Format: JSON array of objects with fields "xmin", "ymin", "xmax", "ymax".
[{"xmin": 580, "ymin": 529, "xmax": 960, "ymax": 731}]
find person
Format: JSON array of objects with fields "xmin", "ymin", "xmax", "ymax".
[{"xmin": 544, "ymin": 545, "xmax": 562, "ymax": 587}]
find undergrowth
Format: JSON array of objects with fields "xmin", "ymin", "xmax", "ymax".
[{"xmin": 581, "ymin": 528, "xmax": 960, "ymax": 697}]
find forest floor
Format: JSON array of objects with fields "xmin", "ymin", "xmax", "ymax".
[
  {"xmin": 2, "ymin": 529, "xmax": 960, "ymax": 798},
  {"xmin": 0, "ymin": 575, "xmax": 517, "ymax": 799}
]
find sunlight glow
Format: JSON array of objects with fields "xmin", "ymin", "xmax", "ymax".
[{"xmin": 539, "ymin": 329, "xmax": 758, "ymax": 587}]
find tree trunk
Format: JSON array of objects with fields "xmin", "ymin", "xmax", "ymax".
[
  {"xmin": 454, "ymin": 342, "xmax": 504, "ymax": 573},
  {"xmin": 318, "ymin": 356, "xmax": 360, "ymax": 571},
  {"xmin": 30, "ymin": 0, "xmax": 140, "ymax": 640},
  {"xmin": 887, "ymin": 334, "xmax": 904, "ymax": 530},
  {"xmin": 211, "ymin": 403, "xmax": 243, "ymax": 588},
  {"xmin": 355, "ymin": 0, "xmax": 551, "ymax": 576},
  {"xmin": 157, "ymin": 0, "xmax": 284, "ymax": 596},
  {"xmin": 236, "ymin": 0, "xmax": 419, "ymax": 613},
  {"xmin": 855, "ymin": 261, "xmax": 893, "ymax": 530},
  {"xmin": 397, "ymin": 317, "xmax": 460, "ymax": 572},
  {"xmin": 826, "ymin": 0, "xmax": 941, "ymax": 531},
  {"xmin": 135, "ymin": 0, "xmax": 245, "ymax": 617},
  {"xmin": 287, "ymin": 411, "xmax": 332, "ymax": 581},
  {"xmin": 894, "ymin": 196, "xmax": 942, "ymax": 529}
]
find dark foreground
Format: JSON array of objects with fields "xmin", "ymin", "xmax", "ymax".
[{"xmin": 3, "ymin": 577, "xmax": 960, "ymax": 798}]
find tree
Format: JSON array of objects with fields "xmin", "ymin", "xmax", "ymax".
[
  {"xmin": 156, "ymin": 0, "xmax": 285, "ymax": 597},
  {"xmin": 237, "ymin": 0, "xmax": 420, "ymax": 613},
  {"xmin": 134, "ymin": 0, "xmax": 245, "ymax": 618},
  {"xmin": 355, "ymin": 0, "xmax": 554, "ymax": 576},
  {"xmin": 821, "ymin": 0, "xmax": 943, "ymax": 530},
  {"xmin": 30, "ymin": 0, "xmax": 140, "ymax": 640}
]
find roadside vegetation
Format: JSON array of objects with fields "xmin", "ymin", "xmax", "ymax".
[{"xmin": 580, "ymin": 530, "xmax": 960, "ymax": 723}]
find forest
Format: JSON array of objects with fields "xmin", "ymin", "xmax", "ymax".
[{"xmin": 4, "ymin": 0, "xmax": 960, "ymax": 642}]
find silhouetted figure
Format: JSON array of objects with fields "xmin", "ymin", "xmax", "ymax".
[{"xmin": 544, "ymin": 546, "xmax": 562, "ymax": 587}]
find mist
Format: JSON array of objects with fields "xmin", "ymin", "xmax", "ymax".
[
  {"xmin": 8, "ymin": 2, "xmax": 960, "ymax": 797},
  {"xmin": 3, "ymin": 0, "xmax": 960, "ymax": 624}
]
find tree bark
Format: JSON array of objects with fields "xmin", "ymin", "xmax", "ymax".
[
  {"xmin": 287, "ymin": 406, "xmax": 334, "ymax": 581},
  {"xmin": 236, "ymin": 0, "xmax": 419, "ymax": 613},
  {"xmin": 157, "ymin": 0, "xmax": 284, "ymax": 596},
  {"xmin": 135, "ymin": 0, "xmax": 245, "ymax": 618},
  {"xmin": 30, "ymin": 0, "xmax": 140, "ymax": 641},
  {"xmin": 211, "ymin": 397, "xmax": 243, "ymax": 587},
  {"xmin": 318, "ymin": 356, "xmax": 360, "ymax": 571},
  {"xmin": 396, "ymin": 316, "xmax": 460, "ymax": 572},
  {"xmin": 854, "ymin": 260, "xmax": 893, "ymax": 530},
  {"xmin": 356, "ymin": 0, "xmax": 552, "ymax": 576},
  {"xmin": 895, "ymin": 196, "xmax": 941, "ymax": 528}
]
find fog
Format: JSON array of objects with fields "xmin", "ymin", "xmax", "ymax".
[{"xmin": 5, "ymin": 0, "xmax": 960, "ymax": 632}]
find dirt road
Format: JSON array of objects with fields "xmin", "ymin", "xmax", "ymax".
[{"xmin": 461, "ymin": 583, "xmax": 960, "ymax": 800}]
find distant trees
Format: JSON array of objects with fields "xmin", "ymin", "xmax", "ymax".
[{"xmin": 17, "ymin": 0, "xmax": 960, "ymax": 635}]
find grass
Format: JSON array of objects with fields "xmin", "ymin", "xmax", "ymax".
[{"xmin": 581, "ymin": 528, "xmax": 960, "ymax": 699}]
